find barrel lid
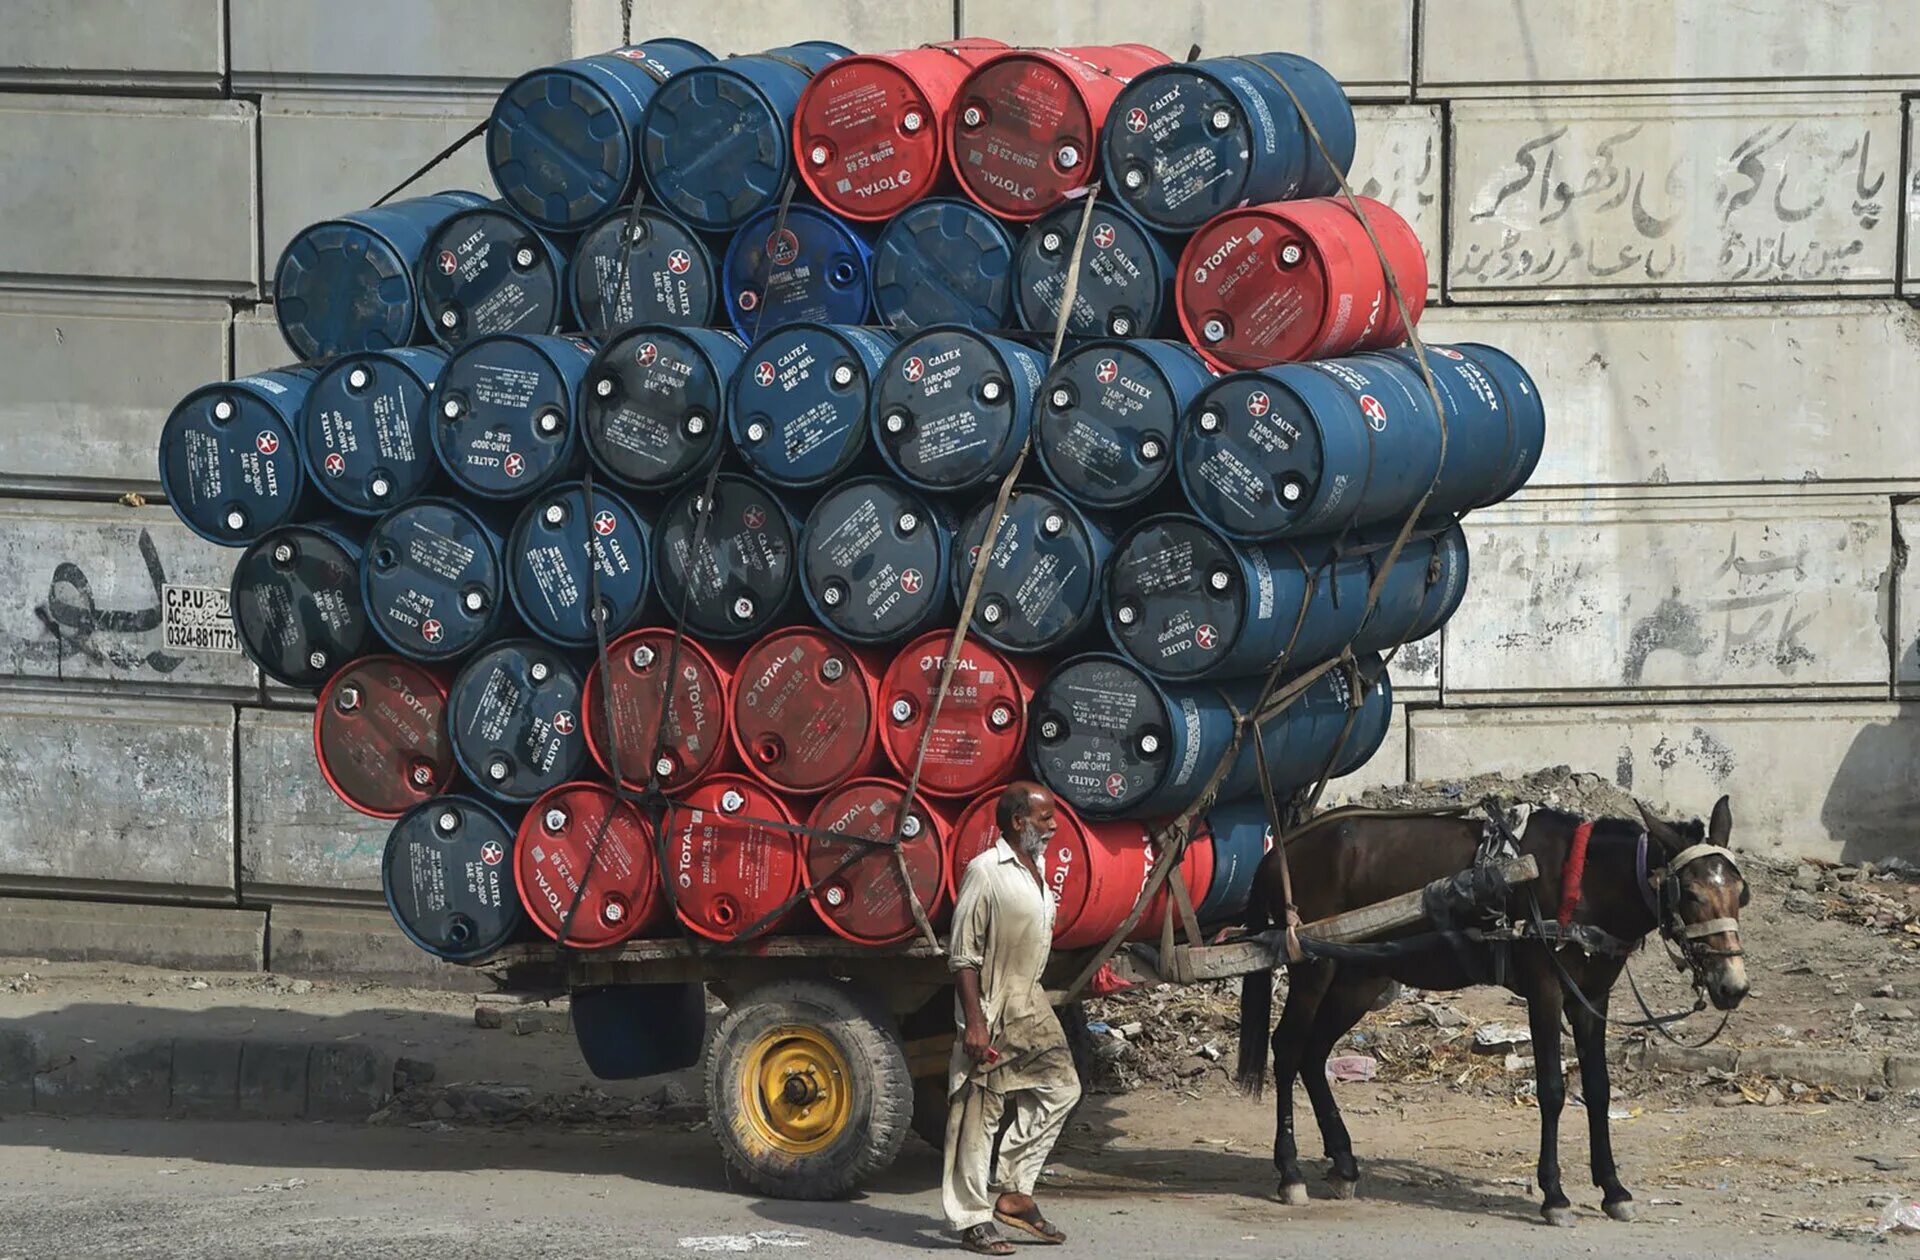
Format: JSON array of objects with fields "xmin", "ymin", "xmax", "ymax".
[
  {"xmin": 316, "ymin": 655, "xmax": 453, "ymax": 818},
  {"xmin": 797, "ymin": 56, "xmax": 946, "ymax": 222},
  {"xmin": 487, "ymin": 65, "xmax": 636, "ymax": 232},
  {"xmin": 433, "ymin": 334, "xmax": 587, "ymax": 499},
  {"xmin": 384, "ymin": 795, "xmax": 524, "ymax": 960},
  {"xmin": 1179, "ymin": 372, "xmax": 1325, "ymax": 539},
  {"xmin": 1035, "ymin": 342, "xmax": 1181, "ymax": 508},
  {"xmin": 730, "ymin": 627, "xmax": 876, "ymax": 794},
  {"xmin": 950, "ymin": 52, "xmax": 1098, "ymax": 219},
  {"xmin": 642, "ymin": 66, "xmax": 793, "ymax": 231},
  {"xmin": 418, "ymin": 206, "xmax": 564, "ymax": 349},
  {"xmin": 955, "ymin": 487, "xmax": 1105, "ymax": 655},
  {"xmin": 1177, "ymin": 205, "xmax": 1331, "ymax": 371},
  {"xmin": 870, "ymin": 198, "xmax": 1014, "ymax": 331},
  {"xmin": 668, "ymin": 774, "xmax": 804, "ymax": 941},
  {"xmin": 570, "ymin": 208, "xmax": 718, "ymax": 336},
  {"xmin": 584, "ymin": 627, "xmax": 731, "ymax": 792},
  {"xmin": 1104, "ymin": 515, "xmax": 1254, "ymax": 680},
  {"xmin": 1028, "ymin": 654, "xmax": 1176, "ymax": 818},
  {"xmin": 448, "ymin": 640, "xmax": 587, "ymax": 802},
  {"xmin": 878, "ymin": 632, "xmax": 1027, "ymax": 799},
  {"xmin": 729, "ymin": 323, "xmax": 886, "ymax": 489},
  {"xmin": 275, "ymin": 220, "xmax": 416, "ymax": 359},
  {"xmin": 582, "ymin": 327, "xmax": 734, "ymax": 490},
  {"xmin": 1103, "ymin": 63, "xmax": 1258, "ymax": 231},
  {"xmin": 801, "ymin": 478, "xmax": 947, "ymax": 645},
  {"xmin": 515, "ymin": 782, "xmax": 657, "ymax": 947},
  {"xmin": 304, "ymin": 350, "xmax": 445, "ymax": 516},
  {"xmin": 653, "ymin": 475, "xmax": 796, "ymax": 641},
  {"xmin": 507, "ymin": 481, "xmax": 651, "ymax": 648},
  {"xmin": 805, "ymin": 778, "xmax": 946, "ymax": 944},
  {"xmin": 159, "ymin": 378, "xmax": 305, "ymax": 545},
  {"xmin": 1015, "ymin": 199, "xmax": 1168, "ymax": 338},
  {"xmin": 362, "ymin": 498, "xmax": 504, "ymax": 661},
  {"xmin": 230, "ymin": 524, "xmax": 369, "ymax": 689},
  {"xmin": 873, "ymin": 327, "xmax": 1025, "ymax": 491},
  {"xmin": 722, "ymin": 206, "xmax": 872, "ymax": 339}
]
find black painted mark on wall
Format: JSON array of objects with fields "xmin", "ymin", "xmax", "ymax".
[
  {"xmin": 1622, "ymin": 592, "xmax": 1710, "ymax": 684},
  {"xmin": 32, "ymin": 528, "xmax": 184, "ymax": 676}
]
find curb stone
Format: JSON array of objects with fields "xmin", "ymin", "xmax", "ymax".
[{"xmin": 1635, "ymin": 1042, "xmax": 1893, "ymax": 1089}]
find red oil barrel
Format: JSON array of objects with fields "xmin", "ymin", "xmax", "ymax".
[
  {"xmin": 796, "ymin": 39, "xmax": 1009, "ymax": 223},
  {"xmin": 877, "ymin": 630, "xmax": 1038, "ymax": 800},
  {"xmin": 804, "ymin": 777, "xmax": 950, "ymax": 945},
  {"xmin": 584, "ymin": 627, "xmax": 736, "ymax": 793},
  {"xmin": 313, "ymin": 655, "xmax": 453, "ymax": 819},
  {"xmin": 667, "ymin": 773, "xmax": 806, "ymax": 941},
  {"xmin": 729, "ymin": 626, "xmax": 885, "ymax": 796},
  {"xmin": 513, "ymin": 781, "xmax": 665, "ymax": 948},
  {"xmin": 946, "ymin": 44, "xmax": 1170, "ymax": 221},
  {"xmin": 1176, "ymin": 195, "xmax": 1427, "ymax": 371}
]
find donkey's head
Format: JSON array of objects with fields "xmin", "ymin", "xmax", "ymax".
[{"xmin": 1637, "ymin": 795, "xmax": 1748, "ymax": 1010}]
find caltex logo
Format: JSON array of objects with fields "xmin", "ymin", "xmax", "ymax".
[
  {"xmin": 754, "ymin": 361, "xmax": 776, "ymax": 387},
  {"xmin": 503, "ymin": 452, "xmax": 526, "ymax": 478},
  {"xmin": 437, "ymin": 250, "xmax": 458, "ymax": 276},
  {"xmin": 592, "ymin": 510, "xmax": 617, "ymax": 536},
  {"xmin": 255, "ymin": 431, "xmax": 280, "ymax": 455},
  {"xmin": 902, "ymin": 356, "xmax": 925, "ymax": 382},
  {"xmin": 1246, "ymin": 391, "xmax": 1270, "ymax": 418},
  {"xmin": 1435, "ymin": 347, "xmax": 1464, "ymax": 360},
  {"xmin": 323, "ymin": 451, "xmax": 346, "ymax": 477},
  {"xmin": 480, "ymin": 841, "xmax": 504, "ymax": 866},
  {"xmin": 1195, "ymin": 624, "xmax": 1218, "ymax": 649},
  {"xmin": 1358, "ymin": 394, "xmax": 1388, "ymax": 431},
  {"xmin": 900, "ymin": 568, "xmax": 923, "ymax": 594},
  {"xmin": 1105, "ymin": 773, "xmax": 1127, "ymax": 799},
  {"xmin": 666, "ymin": 249, "xmax": 692, "ymax": 274},
  {"xmin": 552, "ymin": 711, "xmax": 576, "ymax": 735},
  {"xmin": 767, "ymin": 229, "xmax": 800, "ymax": 267},
  {"xmin": 1095, "ymin": 358, "xmax": 1119, "ymax": 384},
  {"xmin": 635, "ymin": 341, "xmax": 658, "ymax": 367},
  {"xmin": 421, "ymin": 619, "xmax": 444, "ymax": 644},
  {"xmin": 742, "ymin": 505, "xmax": 766, "ymax": 530},
  {"xmin": 1093, "ymin": 223, "xmax": 1115, "ymax": 249},
  {"xmin": 1125, "ymin": 108, "xmax": 1148, "ymax": 133}
]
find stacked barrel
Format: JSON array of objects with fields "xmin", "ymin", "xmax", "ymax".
[{"xmin": 155, "ymin": 36, "xmax": 1543, "ymax": 966}]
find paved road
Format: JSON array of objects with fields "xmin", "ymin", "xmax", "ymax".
[{"xmin": 0, "ymin": 1117, "xmax": 1862, "ymax": 1259}]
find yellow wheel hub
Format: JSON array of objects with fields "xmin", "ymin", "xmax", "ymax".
[{"xmin": 739, "ymin": 1024, "xmax": 853, "ymax": 1154}]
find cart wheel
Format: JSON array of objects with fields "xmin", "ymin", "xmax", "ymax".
[{"xmin": 706, "ymin": 978, "xmax": 912, "ymax": 1200}]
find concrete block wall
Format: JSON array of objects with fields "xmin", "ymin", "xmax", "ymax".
[{"xmin": 0, "ymin": 1, "xmax": 1912, "ymax": 972}]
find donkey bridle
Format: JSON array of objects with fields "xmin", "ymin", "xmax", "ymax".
[{"xmin": 1638, "ymin": 836, "xmax": 1746, "ymax": 966}]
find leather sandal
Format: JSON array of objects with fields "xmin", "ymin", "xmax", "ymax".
[
  {"xmin": 994, "ymin": 1204, "xmax": 1066, "ymax": 1244},
  {"xmin": 960, "ymin": 1223, "xmax": 1015, "ymax": 1255}
]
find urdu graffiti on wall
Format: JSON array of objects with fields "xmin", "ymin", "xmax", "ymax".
[
  {"xmin": 1452, "ymin": 107, "xmax": 1896, "ymax": 291},
  {"xmin": 32, "ymin": 528, "xmax": 185, "ymax": 675}
]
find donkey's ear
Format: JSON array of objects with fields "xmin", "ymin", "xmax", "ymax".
[
  {"xmin": 1708, "ymin": 795, "xmax": 1732, "ymax": 847},
  {"xmin": 1635, "ymin": 799, "xmax": 1679, "ymax": 849}
]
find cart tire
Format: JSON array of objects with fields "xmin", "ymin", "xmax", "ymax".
[{"xmin": 706, "ymin": 978, "xmax": 912, "ymax": 1200}]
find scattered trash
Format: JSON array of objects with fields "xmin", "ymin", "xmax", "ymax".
[
  {"xmin": 678, "ymin": 1233, "xmax": 811, "ymax": 1253},
  {"xmin": 1326, "ymin": 1055, "xmax": 1377, "ymax": 1082},
  {"xmin": 1859, "ymin": 1155, "xmax": 1912, "ymax": 1173},
  {"xmin": 1607, "ymin": 1105, "xmax": 1641, "ymax": 1120},
  {"xmin": 1473, "ymin": 1023, "xmax": 1532, "ymax": 1052},
  {"xmin": 1414, "ymin": 1002, "xmax": 1468, "ymax": 1029},
  {"xmin": 1195, "ymin": 1042, "xmax": 1221, "ymax": 1062},
  {"xmin": 244, "ymin": 1177, "xmax": 308, "ymax": 1193},
  {"xmin": 1879, "ymin": 1198, "xmax": 1920, "ymax": 1235}
]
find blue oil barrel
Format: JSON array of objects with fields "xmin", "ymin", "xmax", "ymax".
[
  {"xmin": 1352, "ymin": 521, "xmax": 1470, "ymax": 650},
  {"xmin": 447, "ymin": 639, "xmax": 589, "ymax": 803},
  {"xmin": 1101, "ymin": 52, "xmax": 1354, "ymax": 232},
  {"xmin": 568, "ymin": 205, "xmax": 720, "ymax": 336},
  {"xmin": 728, "ymin": 323, "xmax": 895, "ymax": 489},
  {"xmin": 1214, "ymin": 654, "xmax": 1394, "ymax": 804},
  {"xmin": 301, "ymin": 347, "xmax": 448, "ymax": 517},
  {"xmin": 431, "ymin": 333, "xmax": 595, "ymax": 500},
  {"xmin": 1014, "ymin": 198, "xmax": 1175, "ymax": 340},
  {"xmin": 868, "ymin": 197, "xmax": 1016, "ymax": 332},
  {"xmin": 652, "ymin": 473, "xmax": 799, "ymax": 641},
  {"xmin": 274, "ymin": 191, "xmax": 491, "ymax": 360},
  {"xmin": 158, "ymin": 368, "xmax": 317, "ymax": 547},
  {"xmin": 640, "ymin": 42, "xmax": 854, "ymax": 232},
  {"xmin": 799, "ymin": 477, "xmax": 952, "ymax": 646},
  {"xmin": 1179, "ymin": 353, "xmax": 1448, "ymax": 540},
  {"xmin": 1194, "ymin": 799, "xmax": 1271, "ymax": 924},
  {"xmin": 721, "ymin": 204, "xmax": 873, "ymax": 339},
  {"xmin": 229, "ymin": 521, "xmax": 369, "ymax": 690},
  {"xmin": 1035, "ymin": 339, "xmax": 1213, "ymax": 510},
  {"xmin": 383, "ymin": 795, "xmax": 528, "ymax": 962},
  {"xmin": 1435, "ymin": 343, "xmax": 1545, "ymax": 508},
  {"xmin": 872, "ymin": 326, "xmax": 1047, "ymax": 495},
  {"xmin": 416, "ymin": 201, "xmax": 570, "ymax": 349},
  {"xmin": 953, "ymin": 487, "xmax": 1112, "ymax": 656},
  {"xmin": 362, "ymin": 497, "xmax": 509, "ymax": 662},
  {"xmin": 580, "ymin": 325, "xmax": 745, "ymax": 491},
  {"xmin": 486, "ymin": 39, "xmax": 716, "ymax": 232},
  {"xmin": 507, "ymin": 480, "xmax": 652, "ymax": 649}
]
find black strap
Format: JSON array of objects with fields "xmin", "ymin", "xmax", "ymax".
[{"xmin": 369, "ymin": 120, "xmax": 488, "ymax": 208}]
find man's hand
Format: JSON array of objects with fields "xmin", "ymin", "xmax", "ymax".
[
  {"xmin": 956, "ymin": 966, "xmax": 993, "ymax": 1063},
  {"xmin": 963, "ymin": 1016, "xmax": 993, "ymax": 1064}
]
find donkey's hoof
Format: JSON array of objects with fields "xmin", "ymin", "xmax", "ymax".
[
  {"xmin": 1604, "ymin": 1199, "xmax": 1637, "ymax": 1223},
  {"xmin": 1277, "ymin": 1182, "xmax": 1310, "ymax": 1207},
  {"xmin": 1328, "ymin": 1177, "xmax": 1359, "ymax": 1201},
  {"xmin": 1542, "ymin": 1205, "xmax": 1576, "ymax": 1228}
]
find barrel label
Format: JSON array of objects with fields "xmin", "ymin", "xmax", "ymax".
[{"xmin": 162, "ymin": 585, "xmax": 238, "ymax": 653}]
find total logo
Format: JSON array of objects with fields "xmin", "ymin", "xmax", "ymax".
[
  {"xmin": 742, "ymin": 504, "xmax": 767, "ymax": 530},
  {"xmin": 1125, "ymin": 107, "xmax": 1148, "ymax": 133},
  {"xmin": 1092, "ymin": 223, "xmax": 1116, "ymax": 249},
  {"xmin": 421, "ymin": 618, "xmax": 445, "ymax": 645},
  {"xmin": 1358, "ymin": 394, "xmax": 1389, "ymax": 431},
  {"xmin": 322, "ymin": 451, "xmax": 347, "ymax": 477},
  {"xmin": 666, "ymin": 249, "xmax": 692, "ymax": 275},
  {"xmin": 254, "ymin": 431, "xmax": 280, "ymax": 456},
  {"xmin": 902, "ymin": 356, "xmax": 925, "ymax": 383},
  {"xmin": 1105, "ymin": 772, "xmax": 1128, "ymax": 799},
  {"xmin": 635, "ymin": 341, "xmax": 659, "ymax": 367},
  {"xmin": 1095, "ymin": 358, "xmax": 1119, "ymax": 384},
  {"xmin": 1194, "ymin": 624, "xmax": 1218, "ymax": 650},
  {"xmin": 899, "ymin": 568, "xmax": 923, "ymax": 594},
  {"xmin": 753, "ymin": 361, "xmax": 776, "ymax": 387},
  {"xmin": 437, "ymin": 250, "xmax": 459, "ymax": 276},
  {"xmin": 1245, "ymin": 391, "xmax": 1271, "ymax": 418},
  {"xmin": 592, "ymin": 510, "xmax": 617, "ymax": 536},
  {"xmin": 552, "ymin": 710, "xmax": 576, "ymax": 736},
  {"xmin": 503, "ymin": 452, "xmax": 527, "ymax": 479},
  {"xmin": 480, "ymin": 841, "xmax": 505, "ymax": 867}
]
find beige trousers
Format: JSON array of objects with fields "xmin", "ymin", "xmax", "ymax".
[{"xmin": 940, "ymin": 1073, "xmax": 1082, "ymax": 1231}]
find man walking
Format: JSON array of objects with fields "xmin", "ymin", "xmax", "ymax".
[{"xmin": 942, "ymin": 782, "xmax": 1080, "ymax": 1255}]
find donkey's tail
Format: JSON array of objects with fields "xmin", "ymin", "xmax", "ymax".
[{"xmin": 1234, "ymin": 873, "xmax": 1273, "ymax": 1097}]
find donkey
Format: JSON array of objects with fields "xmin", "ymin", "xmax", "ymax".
[{"xmin": 1235, "ymin": 796, "xmax": 1748, "ymax": 1226}]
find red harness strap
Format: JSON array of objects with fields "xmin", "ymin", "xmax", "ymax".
[{"xmin": 1558, "ymin": 821, "xmax": 1595, "ymax": 929}]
